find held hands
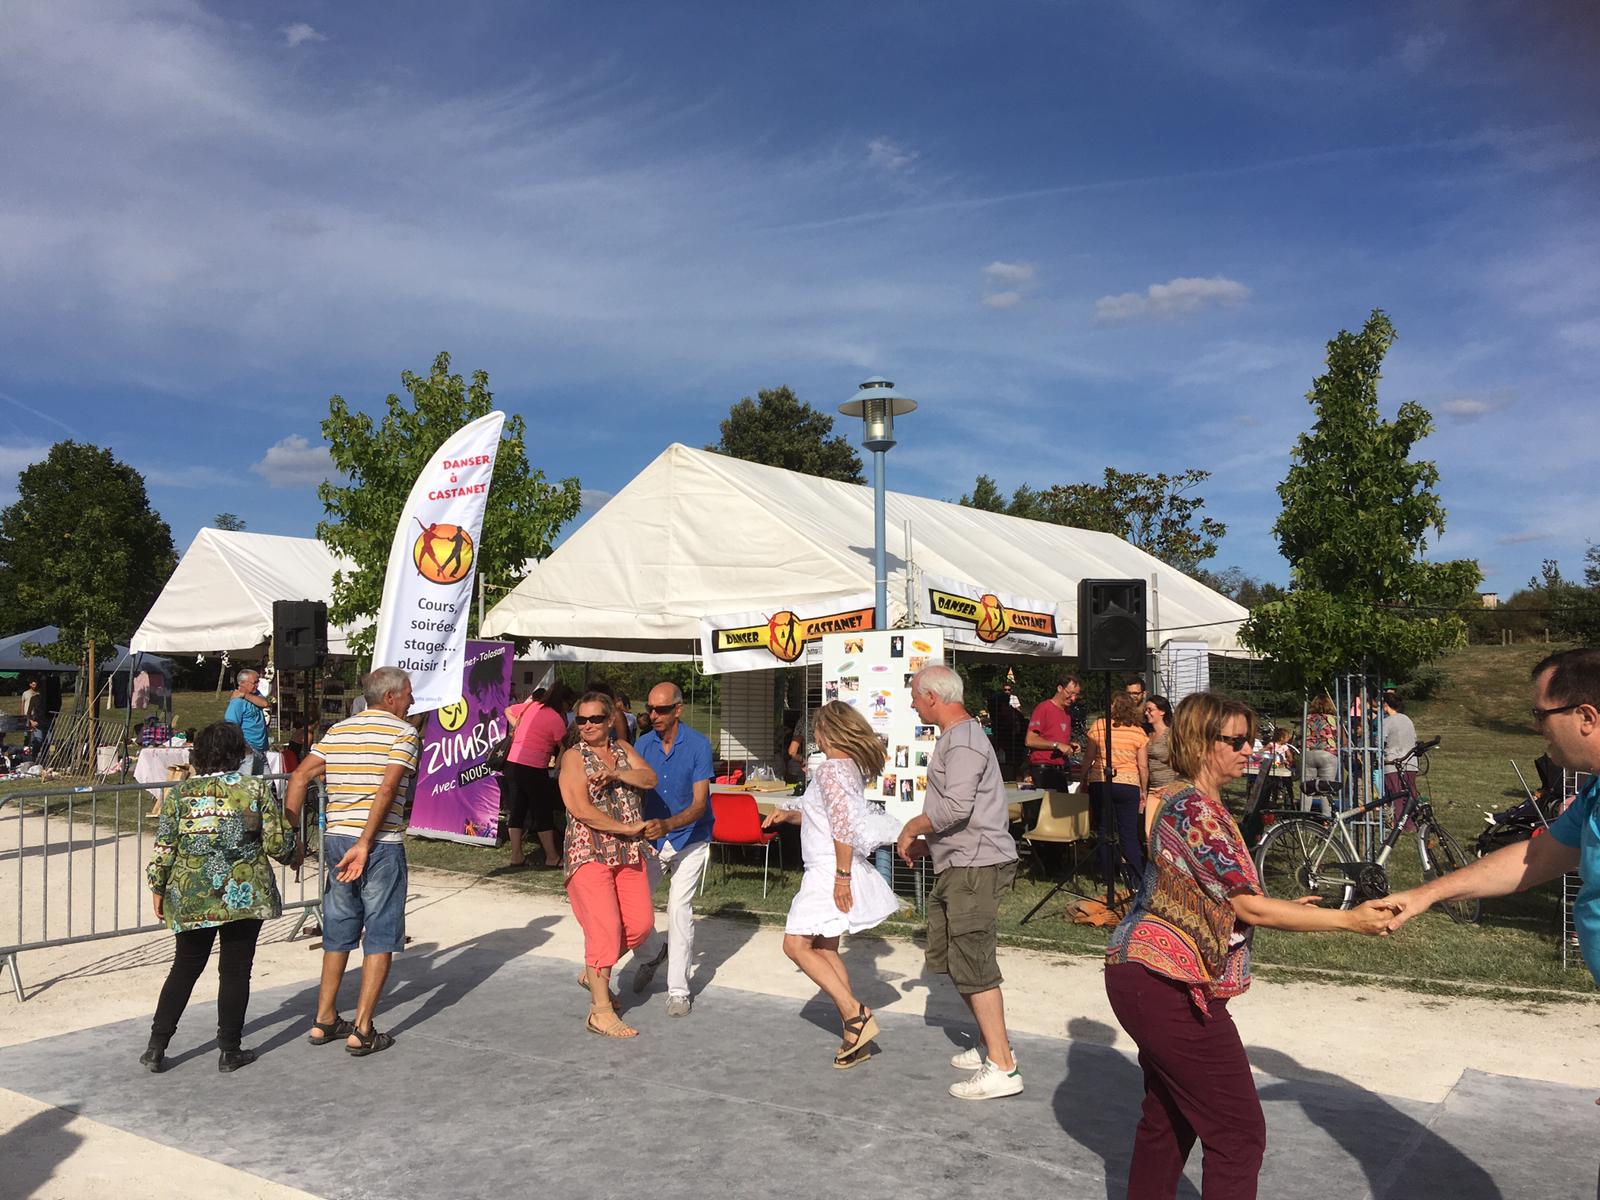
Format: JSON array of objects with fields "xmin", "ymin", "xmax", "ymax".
[
  {"xmin": 896, "ymin": 829, "xmax": 929, "ymax": 865},
  {"xmin": 621, "ymin": 821, "xmax": 647, "ymax": 838},
  {"xmin": 1381, "ymin": 888, "xmax": 1430, "ymax": 933},
  {"xmin": 1347, "ymin": 897, "xmax": 1404, "ymax": 936},
  {"xmin": 641, "ymin": 819, "xmax": 668, "ymax": 840}
]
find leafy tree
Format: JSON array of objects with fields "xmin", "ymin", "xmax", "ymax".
[
  {"xmin": 213, "ymin": 512, "xmax": 247, "ymax": 531},
  {"xmin": 958, "ymin": 469, "xmax": 1227, "ymax": 573},
  {"xmin": 1193, "ymin": 566, "xmax": 1287, "ymax": 609},
  {"xmin": 1551, "ymin": 544, "xmax": 1600, "ymax": 643},
  {"xmin": 318, "ymin": 351, "xmax": 583, "ymax": 659},
  {"xmin": 0, "ymin": 442, "xmax": 176, "ymax": 666},
  {"xmin": 708, "ymin": 386, "xmax": 865, "ymax": 483},
  {"xmin": 1240, "ymin": 310, "xmax": 1481, "ymax": 690}
]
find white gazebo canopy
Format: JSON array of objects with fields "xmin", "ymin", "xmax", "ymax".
[
  {"xmin": 481, "ymin": 443, "xmax": 1249, "ymax": 657},
  {"xmin": 131, "ymin": 529, "xmax": 362, "ymax": 656}
]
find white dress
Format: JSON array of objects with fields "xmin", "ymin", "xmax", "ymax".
[{"xmin": 782, "ymin": 758, "xmax": 903, "ymax": 937}]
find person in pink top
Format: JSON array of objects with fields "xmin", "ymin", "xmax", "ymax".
[
  {"xmin": 504, "ymin": 681, "xmax": 574, "ymax": 869},
  {"xmin": 1025, "ymin": 675, "xmax": 1081, "ymax": 791}
]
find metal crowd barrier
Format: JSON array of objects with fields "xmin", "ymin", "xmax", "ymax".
[{"xmin": 0, "ymin": 772, "xmax": 325, "ymax": 1002}]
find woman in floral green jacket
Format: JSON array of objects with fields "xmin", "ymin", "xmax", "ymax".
[{"xmin": 143, "ymin": 721, "xmax": 299, "ymax": 1073}]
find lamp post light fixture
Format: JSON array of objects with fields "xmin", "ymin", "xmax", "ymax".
[{"xmin": 839, "ymin": 376, "xmax": 917, "ymax": 630}]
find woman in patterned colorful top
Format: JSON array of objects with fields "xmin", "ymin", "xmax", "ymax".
[
  {"xmin": 143, "ymin": 721, "xmax": 299, "ymax": 1074},
  {"xmin": 558, "ymin": 691, "xmax": 658, "ymax": 1038},
  {"xmin": 1103, "ymin": 691, "xmax": 1395, "ymax": 1200},
  {"xmin": 1302, "ymin": 692, "xmax": 1340, "ymax": 813}
]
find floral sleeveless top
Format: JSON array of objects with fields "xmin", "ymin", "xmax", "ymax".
[{"xmin": 562, "ymin": 741, "xmax": 651, "ymax": 880}]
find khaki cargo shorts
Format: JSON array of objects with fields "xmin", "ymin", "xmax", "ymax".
[{"xmin": 925, "ymin": 862, "xmax": 1016, "ymax": 995}]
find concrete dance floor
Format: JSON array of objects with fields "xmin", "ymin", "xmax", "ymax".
[{"xmin": 0, "ymin": 924, "xmax": 1590, "ymax": 1200}]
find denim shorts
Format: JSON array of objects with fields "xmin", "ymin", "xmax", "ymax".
[{"xmin": 321, "ymin": 835, "xmax": 408, "ymax": 954}]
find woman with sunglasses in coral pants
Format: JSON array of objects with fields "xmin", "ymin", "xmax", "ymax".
[
  {"xmin": 1103, "ymin": 691, "xmax": 1397, "ymax": 1199},
  {"xmin": 558, "ymin": 691, "xmax": 658, "ymax": 1038}
]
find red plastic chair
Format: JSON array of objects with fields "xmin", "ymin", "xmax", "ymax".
[{"xmin": 699, "ymin": 792, "xmax": 784, "ymax": 897}]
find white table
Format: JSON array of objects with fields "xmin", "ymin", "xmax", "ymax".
[{"xmin": 135, "ymin": 746, "xmax": 285, "ymax": 799}]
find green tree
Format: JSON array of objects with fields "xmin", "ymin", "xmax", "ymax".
[
  {"xmin": 958, "ymin": 469, "xmax": 1227, "ymax": 573},
  {"xmin": 318, "ymin": 351, "xmax": 583, "ymax": 659},
  {"xmin": 1240, "ymin": 310, "xmax": 1482, "ymax": 690},
  {"xmin": 1552, "ymin": 544, "xmax": 1600, "ymax": 643},
  {"xmin": 1193, "ymin": 566, "xmax": 1287, "ymax": 609},
  {"xmin": 0, "ymin": 441, "xmax": 176, "ymax": 665},
  {"xmin": 213, "ymin": 512, "xmax": 247, "ymax": 531},
  {"xmin": 708, "ymin": 386, "xmax": 865, "ymax": 483}
]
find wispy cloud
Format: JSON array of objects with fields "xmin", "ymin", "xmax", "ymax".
[
  {"xmin": 282, "ymin": 22, "xmax": 326, "ymax": 48},
  {"xmin": 1095, "ymin": 276, "xmax": 1250, "ymax": 322},
  {"xmin": 1497, "ymin": 530, "xmax": 1549, "ymax": 546},
  {"xmin": 252, "ymin": 435, "xmax": 330, "ymax": 487},
  {"xmin": 1434, "ymin": 389, "xmax": 1516, "ymax": 423},
  {"xmin": 866, "ymin": 136, "xmax": 918, "ymax": 172}
]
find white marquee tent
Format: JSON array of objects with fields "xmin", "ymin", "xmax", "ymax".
[
  {"xmin": 130, "ymin": 529, "xmax": 362, "ymax": 656},
  {"xmin": 481, "ymin": 443, "xmax": 1250, "ymax": 658}
]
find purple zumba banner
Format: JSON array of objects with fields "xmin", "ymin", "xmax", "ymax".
[{"xmin": 408, "ymin": 639, "xmax": 512, "ymax": 845}]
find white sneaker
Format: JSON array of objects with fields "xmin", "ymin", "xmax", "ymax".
[
  {"xmin": 950, "ymin": 1045, "xmax": 985, "ymax": 1070},
  {"xmin": 949, "ymin": 1058, "xmax": 1024, "ymax": 1100}
]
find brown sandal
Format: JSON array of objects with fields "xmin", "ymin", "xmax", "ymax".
[
  {"xmin": 834, "ymin": 1006, "xmax": 879, "ymax": 1067},
  {"xmin": 586, "ymin": 1007, "xmax": 638, "ymax": 1039}
]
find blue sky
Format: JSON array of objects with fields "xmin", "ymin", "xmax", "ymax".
[{"xmin": 2, "ymin": 0, "xmax": 1595, "ymax": 597}]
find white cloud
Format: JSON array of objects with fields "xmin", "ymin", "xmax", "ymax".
[
  {"xmin": 866, "ymin": 136, "xmax": 917, "ymax": 172},
  {"xmin": 980, "ymin": 261, "xmax": 1036, "ymax": 309},
  {"xmin": 579, "ymin": 487, "xmax": 612, "ymax": 511},
  {"xmin": 283, "ymin": 23, "xmax": 325, "ymax": 48},
  {"xmin": 0, "ymin": 442, "xmax": 54, "ymax": 475},
  {"xmin": 1435, "ymin": 389, "xmax": 1515, "ymax": 422},
  {"xmin": 1095, "ymin": 275, "xmax": 1251, "ymax": 321},
  {"xmin": 1496, "ymin": 530, "xmax": 1549, "ymax": 546},
  {"xmin": 251, "ymin": 435, "xmax": 330, "ymax": 487},
  {"xmin": 982, "ymin": 290, "xmax": 1023, "ymax": 310}
]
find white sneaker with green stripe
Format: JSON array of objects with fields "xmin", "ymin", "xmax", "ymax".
[{"xmin": 949, "ymin": 1057, "xmax": 1024, "ymax": 1100}]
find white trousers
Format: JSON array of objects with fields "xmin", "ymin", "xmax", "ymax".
[{"xmin": 632, "ymin": 840, "xmax": 710, "ymax": 998}]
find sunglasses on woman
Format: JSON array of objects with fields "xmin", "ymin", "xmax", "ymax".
[
  {"xmin": 573, "ymin": 713, "xmax": 609, "ymax": 726},
  {"xmin": 1214, "ymin": 733, "xmax": 1251, "ymax": 751}
]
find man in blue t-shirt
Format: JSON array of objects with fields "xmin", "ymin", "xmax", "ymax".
[
  {"xmin": 1389, "ymin": 648, "xmax": 1600, "ymax": 979},
  {"xmin": 223, "ymin": 668, "xmax": 271, "ymax": 774},
  {"xmin": 628, "ymin": 681, "xmax": 713, "ymax": 1017}
]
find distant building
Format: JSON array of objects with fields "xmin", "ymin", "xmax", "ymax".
[{"xmin": 1480, "ymin": 592, "xmax": 1500, "ymax": 609}]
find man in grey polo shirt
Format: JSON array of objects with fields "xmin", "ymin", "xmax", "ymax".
[{"xmin": 897, "ymin": 664, "xmax": 1023, "ymax": 1100}]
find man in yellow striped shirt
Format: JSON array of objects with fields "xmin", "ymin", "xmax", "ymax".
[{"xmin": 285, "ymin": 667, "xmax": 419, "ymax": 1058}]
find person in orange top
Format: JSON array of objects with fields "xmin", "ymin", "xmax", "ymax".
[{"xmin": 1084, "ymin": 691, "xmax": 1150, "ymax": 892}]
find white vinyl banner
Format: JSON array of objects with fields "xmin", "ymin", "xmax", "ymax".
[
  {"xmin": 921, "ymin": 571, "xmax": 1064, "ymax": 656},
  {"xmin": 370, "ymin": 411, "xmax": 504, "ymax": 714},
  {"xmin": 698, "ymin": 591, "xmax": 876, "ymax": 675}
]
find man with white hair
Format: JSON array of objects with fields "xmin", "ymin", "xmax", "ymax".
[
  {"xmin": 284, "ymin": 667, "xmax": 419, "ymax": 1058},
  {"xmin": 897, "ymin": 663, "xmax": 1023, "ymax": 1100},
  {"xmin": 224, "ymin": 668, "xmax": 272, "ymax": 774}
]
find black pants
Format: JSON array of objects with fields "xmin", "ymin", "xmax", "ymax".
[
  {"xmin": 149, "ymin": 919, "xmax": 263, "ymax": 1052},
  {"xmin": 504, "ymin": 763, "xmax": 560, "ymax": 834},
  {"xmin": 1091, "ymin": 782, "xmax": 1145, "ymax": 892}
]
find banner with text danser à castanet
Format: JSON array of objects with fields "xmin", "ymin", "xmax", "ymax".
[
  {"xmin": 409, "ymin": 639, "xmax": 513, "ymax": 845},
  {"xmin": 921, "ymin": 571, "xmax": 1063, "ymax": 656},
  {"xmin": 698, "ymin": 592, "xmax": 876, "ymax": 674}
]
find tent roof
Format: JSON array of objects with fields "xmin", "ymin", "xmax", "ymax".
[
  {"xmin": 131, "ymin": 529, "xmax": 360, "ymax": 655},
  {"xmin": 0, "ymin": 626, "xmax": 174, "ymax": 676},
  {"xmin": 481, "ymin": 443, "xmax": 1250, "ymax": 656}
]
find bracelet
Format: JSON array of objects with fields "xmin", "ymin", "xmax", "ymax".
[{"xmin": 835, "ymin": 869, "xmax": 852, "ymax": 879}]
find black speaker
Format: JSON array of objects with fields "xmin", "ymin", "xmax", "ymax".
[
  {"xmin": 1077, "ymin": 579, "xmax": 1147, "ymax": 672},
  {"xmin": 273, "ymin": 600, "xmax": 328, "ymax": 671}
]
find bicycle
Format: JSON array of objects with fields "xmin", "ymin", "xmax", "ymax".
[{"xmin": 1252, "ymin": 736, "xmax": 1480, "ymax": 924}]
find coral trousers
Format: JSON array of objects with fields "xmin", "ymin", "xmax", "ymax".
[{"xmin": 566, "ymin": 860, "xmax": 654, "ymax": 969}]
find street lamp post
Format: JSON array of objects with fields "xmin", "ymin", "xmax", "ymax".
[{"xmin": 839, "ymin": 376, "xmax": 917, "ymax": 630}]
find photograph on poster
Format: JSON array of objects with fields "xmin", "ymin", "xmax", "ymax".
[
  {"xmin": 825, "ymin": 680, "xmax": 840, "ymax": 701},
  {"xmin": 903, "ymin": 673, "xmax": 915, "ymax": 688},
  {"xmin": 915, "ymin": 774, "xmax": 927, "ymax": 793},
  {"xmin": 840, "ymin": 676, "xmax": 859, "ymax": 696},
  {"xmin": 894, "ymin": 745, "xmax": 909, "ymax": 768},
  {"xmin": 900, "ymin": 779, "xmax": 914, "ymax": 804},
  {"xmin": 914, "ymin": 723, "xmax": 936, "ymax": 739},
  {"xmin": 870, "ymin": 690, "xmax": 892, "ymax": 720},
  {"xmin": 890, "ymin": 635, "xmax": 904, "ymax": 657},
  {"xmin": 843, "ymin": 637, "xmax": 865, "ymax": 655},
  {"xmin": 908, "ymin": 655, "xmax": 928, "ymax": 672},
  {"xmin": 882, "ymin": 773, "xmax": 897, "ymax": 797},
  {"xmin": 915, "ymin": 751, "xmax": 928, "ymax": 767}
]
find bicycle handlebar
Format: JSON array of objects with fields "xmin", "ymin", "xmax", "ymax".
[{"xmin": 1391, "ymin": 735, "xmax": 1441, "ymax": 768}]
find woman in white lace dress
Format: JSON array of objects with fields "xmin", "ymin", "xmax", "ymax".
[{"xmin": 762, "ymin": 701, "xmax": 903, "ymax": 1067}]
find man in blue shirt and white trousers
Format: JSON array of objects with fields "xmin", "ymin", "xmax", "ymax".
[
  {"xmin": 630, "ymin": 681, "xmax": 714, "ymax": 1017},
  {"xmin": 223, "ymin": 668, "xmax": 272, "ymax": 775},
  {"xmin": 1388, "ymin": 647, "xmax": 1600, "ymax": 1187}
]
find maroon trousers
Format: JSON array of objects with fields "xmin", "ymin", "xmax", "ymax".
[{"xmin": 1104, "ymin": 962, "xmax": 1266, "ymax": 1200}]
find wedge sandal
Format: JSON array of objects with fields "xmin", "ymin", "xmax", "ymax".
[{"xmin": 834, "ymin": 1007, "xmax": 879, "ymax": 1067}]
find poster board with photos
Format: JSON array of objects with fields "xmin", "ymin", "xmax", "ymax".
[{"xmin": 820, "ymin": 627, "xmax": 944, "ymax": 827}]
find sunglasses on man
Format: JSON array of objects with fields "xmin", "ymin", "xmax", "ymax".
[{"xmin": 648, "ymin": 703, "xmax": 681, "ymax": 715}]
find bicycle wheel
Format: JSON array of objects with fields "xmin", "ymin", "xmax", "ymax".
[
  {"xmin": 1255, "ymin": 819, "xmax": 1354, "ymax": 909},
  {"xmin": 1420, "ymin": 824, "xmax": 1481, "ymax": 925}
]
